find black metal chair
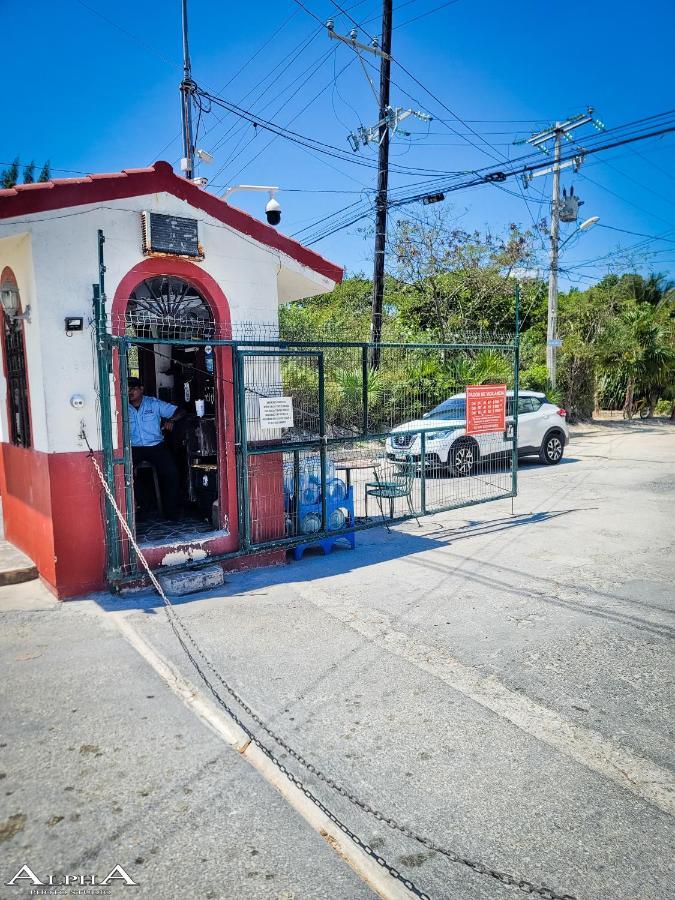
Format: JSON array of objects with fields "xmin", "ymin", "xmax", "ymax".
[{"xmin": 365, "ymin": 457, "xmax": 419, "ymax": 526}]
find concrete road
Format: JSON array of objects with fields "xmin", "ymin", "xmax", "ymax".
[{"xmin": 0, "ymin": 419, "xmax": 673, "ymax": 899}]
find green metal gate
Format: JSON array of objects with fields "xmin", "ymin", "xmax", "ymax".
[{"xmin": 232, "ymin": 331, "xmax": 520, "ymax": 554}]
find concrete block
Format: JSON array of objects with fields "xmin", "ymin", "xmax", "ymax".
[{"xmin": 158, "ymin": 564, "xmax": 224, "ymax": 596}]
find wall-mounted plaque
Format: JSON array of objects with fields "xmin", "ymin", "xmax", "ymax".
[{"xmin": 142, "ymin": 212, "xmax": 201, "ymax": 258}]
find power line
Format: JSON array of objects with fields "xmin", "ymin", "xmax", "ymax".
[
  {"xmin": 0, "ymin": 161, "xmax": 84, "ymax": 177},
  {"xmin": 596, "ymin": 224, "xmax": 675, "ymax": 244},
  {"xmin": 295, "ymin": 0, "xmax": 551, "ymax": 246},
  {"xmin": 395, "ymin": 0, "xmax": 462, "ymax": 28},
  {"xmin": 578, "ymin": 171, "xmax": 675, "ymax": 230},
  {"xmin": 592, "ymin": 157, "xmax": 675, "ymax": 209},
  {"xmin": 75, "ymin": 0, "xmax": 178, "ymax": 68},
  {"xmin": 155, "ymin": 9, "xmax": 307, "ymax": 162},
  {"xmin": 298, "ymin": 116, "xmax": 675, "ymax": 244},
  {"xmin": 226, "ymin": 54, "xmax": 360, "ymax": 185},
  {"xmin": 200, "ymin": 0, "xmax": 378, "ymax": 182},
  {"xmin": 348, "ymin": 37, "xmax": 554, "ymax": 237},
  {"xmin": 204, "ymin": 28, "xmax": 326, "ymax": 162},
  {"xmin": 195, "ymin": 87, "xmax": 465, "ymax": 177},
  {"xmin": 209, "ymin": 45, "xmax": 340, "ymax": 183}
]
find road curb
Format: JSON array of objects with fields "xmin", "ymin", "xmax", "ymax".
[{"xmin": 0, "ymin": 564, "xmax": 39, "ymax": 586}]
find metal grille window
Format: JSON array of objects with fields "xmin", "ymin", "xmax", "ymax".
[{"xmin": 4, "ymin": 316, "xmax": 31, "ymax": 447}]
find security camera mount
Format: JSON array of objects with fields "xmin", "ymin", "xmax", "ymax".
[
  {"xmin": 221, "ymin": 185, "xmax": 281, "ymax": 225},
  {"xmin": 222, "ymin": 185, "xmax": 280, "ymax": 201}
]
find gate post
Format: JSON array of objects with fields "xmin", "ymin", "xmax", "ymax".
[
  {"xmin": 233, "ymin": 349, "xmax": 251, "ymax": 550},
  {"xmin": 92, "ymin": 230, "xmax": 121, "ymax": 578},
  {"xmin": 118, "ymin": 341, "xmax": 137, "ymax": 572},
  {"xmin": 318, "ymin": 353, "xmax": 327, "ymax": 531}
]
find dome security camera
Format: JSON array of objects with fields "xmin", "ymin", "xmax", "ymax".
[{"xmin": 265, "ymin": 196, "xmax": 281, "ymax": 226}]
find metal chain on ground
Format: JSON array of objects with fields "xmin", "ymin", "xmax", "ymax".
[
  {"xmin": 85, "ymin": 437, "xmax": 577, "ymax": 900},
  {"xmin": 84, "ymin": 438, "xmax": 429, "ymax": 900}
]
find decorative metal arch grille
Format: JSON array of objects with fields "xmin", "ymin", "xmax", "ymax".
[
  {"xmin": 125, "ymin": 276, "xmax": 214, "ymax": 340},
  {"xmin": 4, "ymin": 320, "xmax": 31, "ymax": 447}
]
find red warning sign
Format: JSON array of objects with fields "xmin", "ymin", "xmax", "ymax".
[{"xmin": 465, "ymin": 384, "xmax": 506, "ymax": 436}]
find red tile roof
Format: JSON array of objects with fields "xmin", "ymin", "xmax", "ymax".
[{"xmin": 0, "ymin": 161, "xmax": 342, "ymax": 283}]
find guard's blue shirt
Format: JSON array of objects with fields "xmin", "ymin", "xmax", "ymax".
[{"xmin": 129, "ymin": 396, "xmax": 178, "ymax": 447}]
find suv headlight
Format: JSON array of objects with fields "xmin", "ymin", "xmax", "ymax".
[{"xmin": 427, "ymin": 429, "xmax": 455, "ymax": 442}]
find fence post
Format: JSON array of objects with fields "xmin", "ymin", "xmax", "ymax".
[
  {"xmin": 361, "ymin": 344, "xmax": 369, "ymax": 435},
  {"xmin": 512, "ymin": 284, "xmax": 520, "ymax": 499},
  {"xmin": 292, "ymin": 450, "xmax": 301, "ymax": 536},
  {"xmin": 420, "ymin": 431, "xmax": 427, "ymax": 515}
]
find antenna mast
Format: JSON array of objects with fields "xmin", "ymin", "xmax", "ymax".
[{"xmin": 180, "ymin": 0, "xmax": 195, "ymax": 179}]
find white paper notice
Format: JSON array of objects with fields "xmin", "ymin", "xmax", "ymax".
[{"xmin": 259, "ymin": 396, "xmax": 294, "ymax": 429}]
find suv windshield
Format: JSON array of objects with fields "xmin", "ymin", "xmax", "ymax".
[{"xmin": 425, "ymin": 398, "xmax": 466, "ymax": 420}]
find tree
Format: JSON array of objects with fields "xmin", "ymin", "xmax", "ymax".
[
  {"xmin": 1, "ymin": 159, "xmax": 19, "ymax": 189},
  {"xmin": 388, "ymin": 208, "xmax": 542, "ymax": 341},
  {"xmin": 560, "ymin": 274, "xmax": 675, "ymax": 419},
  {"xmin": 0, "ymin": 158, "xmax": 51, "ymax": 188}
]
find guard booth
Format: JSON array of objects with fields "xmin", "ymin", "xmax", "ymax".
[{"xmin": 0, "ymin": 161, "xmax": 342, "ymax": 598}]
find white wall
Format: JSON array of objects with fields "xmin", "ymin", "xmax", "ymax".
[{"xmin": 0, "ymin": 190, "xmax": 334, "ymax": 454}]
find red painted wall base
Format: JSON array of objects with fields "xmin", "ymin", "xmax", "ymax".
[
  {"xmin": 0, "ymin": 444, "xmax": 107, "ymax": 597},
  {"xmin": 0, "ymin": 443, "xmax": 287, "ymax": 600}
]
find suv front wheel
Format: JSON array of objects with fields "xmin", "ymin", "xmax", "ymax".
[
  {"xmin": 539, "ymin": 431, "xmax": 564, "ymax": 465},
  {"xmin": 450, "ymin": 439, "xmax": 478, "ymax": 476}
]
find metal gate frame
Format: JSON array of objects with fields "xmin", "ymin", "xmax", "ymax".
[{"xmin": 232, "ymin": 336, "xmax": 519, "ymax": 553}]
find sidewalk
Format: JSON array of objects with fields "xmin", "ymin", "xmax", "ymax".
[{"xmin": 0, "ymin": 503, "xmax": 37, "ymax": 587}]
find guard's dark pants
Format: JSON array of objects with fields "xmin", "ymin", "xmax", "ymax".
[{"xmin": 132, "ymin": 443, "xmax": 180, "ymax": 519}]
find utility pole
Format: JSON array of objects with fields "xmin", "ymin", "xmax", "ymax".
[
  {"xmin": 547, "ymin": 128, "xmax": 562, "ymax": 388},
  {"xmin": 180, "ymin": 0, "xmax": 195, "ymax": 180},
  {"xmin": 369, "ymin": 0, "xmax": 393, "ymax": 368},
  {"xmin": 523, "ymin": 109, "xmax": 603, "ymax": 388},
  {"xmin": 326, "ymin": 10, "xmax": 429, "ymax": 366}
]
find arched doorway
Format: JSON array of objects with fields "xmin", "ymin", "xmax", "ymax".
[{"xmin": 123, "ymin": 275, "xmax": 222, "ymax": 542}]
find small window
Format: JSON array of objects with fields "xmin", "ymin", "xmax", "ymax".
[
  {"xmin": 517, "ymin": 398, "xmax": 532, "ymax": 414},
  {"xmin": 529, "ymin": 397, "xmax": 543, "ymax": 411},
  {"xmin": 1, "ymin": 270, "xmax": 31, "ymax": 448}
]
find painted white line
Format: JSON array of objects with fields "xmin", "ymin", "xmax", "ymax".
[
  {"xmin": 112, "ymin": 613, "xmax": 413, "ymax": 900},
  {"xmin": 295, "ymin": 594, "xmax": 675, "ymax": 818}
]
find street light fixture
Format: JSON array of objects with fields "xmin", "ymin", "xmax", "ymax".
[{"xmin": 559, "ymin": 216, "xmax": 600, "ymax": 251}]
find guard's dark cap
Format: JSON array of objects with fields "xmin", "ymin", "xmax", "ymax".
[{"xmin": 127, "ymin": 377, "xmax": 143, "ymax": 389}]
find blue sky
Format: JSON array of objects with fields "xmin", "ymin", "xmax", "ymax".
[{"xmin": 3, "ymin": 0, "xmax": 675, "ymax": 289}]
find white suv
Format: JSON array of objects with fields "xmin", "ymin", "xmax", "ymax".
[{"xmin": 386, "ymin": 390, "xmax": 569, "ymax": 476}]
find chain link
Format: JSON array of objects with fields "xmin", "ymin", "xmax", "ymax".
[{"xmin": 86, "ymin": 442, "xmax": 577, "ymax": 900}]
